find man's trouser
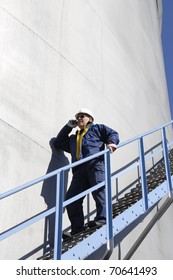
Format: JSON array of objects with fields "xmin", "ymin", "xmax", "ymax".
[{"xmin": 65, "ymin": 162, "xmax": 106, "ymax": 234}]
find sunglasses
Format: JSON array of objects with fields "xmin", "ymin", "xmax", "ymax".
[{"xmin": 76, "ymin": 114, "xmax": 90, "ymax": 120}]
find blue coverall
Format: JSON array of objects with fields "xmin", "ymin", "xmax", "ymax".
[{"xmin": 55, "ymin": 122, "xmax": 119, "ymax": 234}]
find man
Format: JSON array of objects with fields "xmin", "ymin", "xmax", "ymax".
[{"xmin": 55, "ymin": 108, "xmax": 119, "ymax": 235}]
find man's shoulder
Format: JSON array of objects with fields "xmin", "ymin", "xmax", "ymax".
[
  {"xmin": 90, "ymin": 123, "xmax": 105, "ymax": 129},
  {"xmin": 89, "ymin": 123, "xmax": 106, "ymax": 136},
  {"xmin": 90, "ymin": 123, "xmax": 110, "ymax": 131}
]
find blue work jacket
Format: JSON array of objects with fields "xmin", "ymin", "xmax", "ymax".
[{"xmin": 55, "ymin": 122, "xmax": 119, "ymax": 164}]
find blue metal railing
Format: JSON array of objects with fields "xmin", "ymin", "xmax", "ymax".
[{"xmin": 0, "ymin": 120, "xmax": 173, "ymax": 259}]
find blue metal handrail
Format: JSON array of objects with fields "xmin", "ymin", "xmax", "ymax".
[{"xmin": 0, "ymin": 120, "xmax": 173, "ymax": 260}]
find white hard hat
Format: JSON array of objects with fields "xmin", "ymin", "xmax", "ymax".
[{"xmin": 75, "ymin": 108, "xmax": 94, "ymax": 121}]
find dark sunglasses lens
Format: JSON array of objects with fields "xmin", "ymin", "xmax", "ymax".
[{"xmin": 77, "ymin": 114, "xmax": 85, "ymax": 119}]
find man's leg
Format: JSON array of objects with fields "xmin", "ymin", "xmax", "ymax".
[
  {"xmin": 88, "ymin": 164, "xmax": 106, "ymax": 223},
  {"xmin": 65, "ymin": 169, "xmax": 86, "ymax": 234},
  {"xmin": 92, "ymin": 188, "xmax": 106, "ymax": 222}
]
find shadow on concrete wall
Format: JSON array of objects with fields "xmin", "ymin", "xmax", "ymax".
[{"xmin": 40, "ymin": 137, "xmax": 69, "ymax": 253}]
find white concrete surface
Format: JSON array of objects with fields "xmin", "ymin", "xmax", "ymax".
[{"xmin": 0, "ymin": 0, "xmax": 172, "ymax": 259}]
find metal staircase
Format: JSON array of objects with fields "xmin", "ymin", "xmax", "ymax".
[
  {"xmin": 60, "ymin": 149, "xmax": 173, "ymax": 260},
  {"xmin": 0, "ymin": 121, "xmax": 173, "ymax": 260}
]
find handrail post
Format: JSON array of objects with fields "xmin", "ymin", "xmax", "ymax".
[
  {"xmin": 161, "ymin": 127, "xmax": 172, "ymax": 195},
  {"xmin": 104, "ymin": 150, "xmax": 113, "ymax": 252},
  {"xmin": 138, "ymin": 137, "xmax": 148, "ymax": 211},
  {"xmin": 53, "ymin": 170, "xmax": 64, "ymax": 260}
]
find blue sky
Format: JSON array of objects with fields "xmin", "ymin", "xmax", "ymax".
[{"xmin": 162, "ymin": 0, "xmax": 173, "ymax": 119}]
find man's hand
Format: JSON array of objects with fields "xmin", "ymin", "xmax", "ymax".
[
  {"xmin": 67, "ymin": 119, "xmax": 78, "ymax": 128},
  {"xmin": 106, "ymin": 143, "xmax": 117, "ymax": 153}
]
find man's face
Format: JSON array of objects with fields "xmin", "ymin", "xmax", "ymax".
[{"xmin": 76, "ymin": 114, "xmax": 92, "ymax": 129}]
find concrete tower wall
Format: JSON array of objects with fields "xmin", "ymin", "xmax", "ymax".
[{"xmin": 0, "ymin": 0, "xmax": 172, "ymax": 259}]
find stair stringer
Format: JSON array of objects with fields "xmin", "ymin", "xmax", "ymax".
[{"xmin": 61, "ymin": 178, "xmax": 172, "ymax": 260}]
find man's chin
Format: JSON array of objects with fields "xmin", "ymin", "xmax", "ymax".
[{"xmin": 78, "ymin": 124, "xmax": 85, "ymax": 129}]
